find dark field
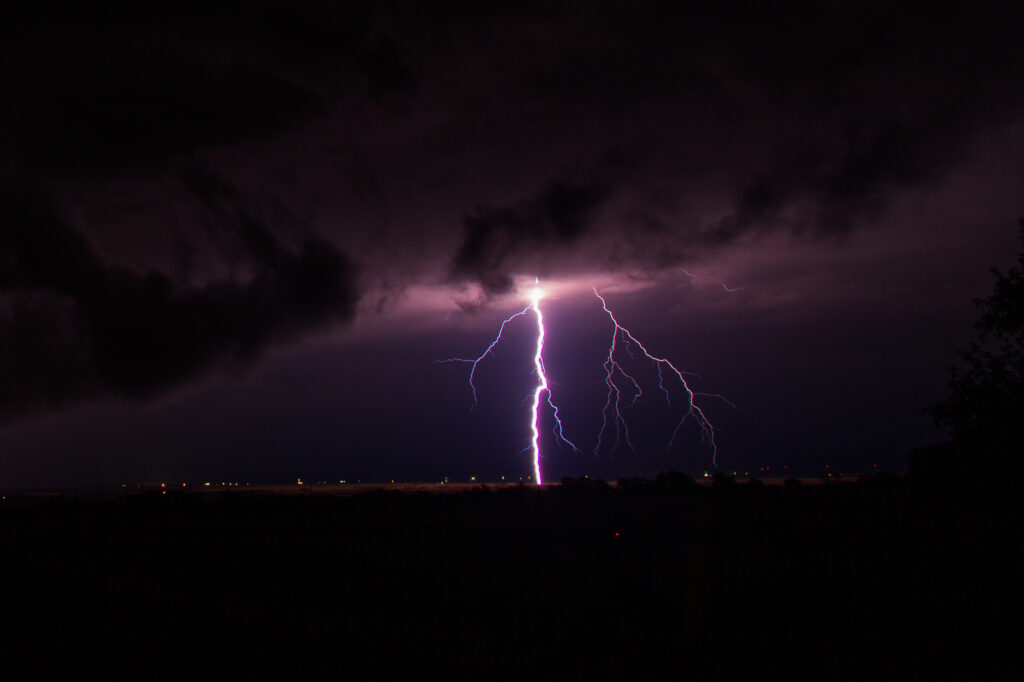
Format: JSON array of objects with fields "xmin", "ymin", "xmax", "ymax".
[{"xmin": 1, "ymin": 477, "xmax": 1017, "ymax": 680}]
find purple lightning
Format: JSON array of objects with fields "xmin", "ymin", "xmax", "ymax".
[
  {"xmin": 442, "ymin": 283, "xmax": 730, "ymax": 481},
  {"xmin": 439, "ymin": 281, "xmax": 577, "ymax": 485},
  {"xmin": 593, "ymin": 288, "xmax": 723, "ymax": 468},
  {"xmin": 438, "ymin": 306, "xmax": 532, "ymax": 409}
]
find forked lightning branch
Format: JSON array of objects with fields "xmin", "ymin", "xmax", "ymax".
[{"xmin": 440, "ymin": 282, "xmax": 727, "ymax": 484}]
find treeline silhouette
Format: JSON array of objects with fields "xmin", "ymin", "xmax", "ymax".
[{"xmin": 923, "ymin": 219, "xmax": 1024, "ymax": 482}]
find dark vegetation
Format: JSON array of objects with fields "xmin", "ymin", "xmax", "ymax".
[
  {"xmin": 922, "ymin": 220, "xmax": 1024, "ymax": 479},
  {"xmin": 0, "ymin": 475, "xmax": 1016, "ymax": 681}
]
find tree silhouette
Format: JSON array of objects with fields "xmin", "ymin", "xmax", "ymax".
[{"xmin": 929, "ymin": 219, "xmax": 1024, "ymax": 472}]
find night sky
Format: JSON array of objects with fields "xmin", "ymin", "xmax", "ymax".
[{"xmin": 2, "ymin": 1, "xmax": 1023, "ymax": 488}]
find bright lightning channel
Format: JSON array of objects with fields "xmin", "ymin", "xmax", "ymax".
[
  {"xmin": 440, "ymin": 280, "xmax": 577, "ymax": 485},
  {"xmin": 593, "ymin": 288, "xmax": 726, "ymax": 468}
]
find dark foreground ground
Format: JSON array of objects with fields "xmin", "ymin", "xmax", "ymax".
[{"xmin": 1, "ymin": 476, "xmax": 1018, "ymax": 681}]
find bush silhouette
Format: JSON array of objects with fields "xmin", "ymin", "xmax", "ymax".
[
  {"xmin": 654, "ymin": 471, "xmax": 697, "ymax": 491},
  {"xmin": 616, "ymin": 476, "xmax": 650, "ymax": 490},
  {"xmin": 712, "ymin": 472, "xmax": 736, "ymax": 488}
]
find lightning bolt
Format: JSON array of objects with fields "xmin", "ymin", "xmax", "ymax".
[
  {"xmin": 442, "ymin": 283, "xmax": 729, "ymax": 482},
  {"xmin": 440, "ymin": 280, "xmax": 577, "ymax": 485},
  {"xmin": 438, "ymin": 306, "xmax": 532, "ymax": 410},
  {"xmin": 593, "ymin": 288, "xmax": 723, "ymax": 468},
  {"xmin": 681, "ymin": 266, "xmax": 745, "ymax": 294}
]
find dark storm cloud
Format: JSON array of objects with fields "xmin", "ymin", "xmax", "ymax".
[
  {"xmin": 719, "ymin": 115, "xmax": 982, "ymax": 239},
  {"xmin": 0, "ymin": 1, "xmax": 409, "ymax": 418},
  {"xmin": 0, "ymin": 190, "xmax": 359, "ymax": 420},
  {"xmin": 421, "ymin": 2, "xmax": 1024, "ymax": 294},
  {"xmin": 696, "ymin": 3, "xmax": 1024, "ymax": 237},
  {"xmin": 1, "ymin": 0, "xmax": 414, "ymax": 178},
  {"xmin": 3, "ymin": 0, "xmax": 1024, "ymax": 421},
  {"xmin": 450, "ymin": 171, "xmax": 616, "ymax": 295}
]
